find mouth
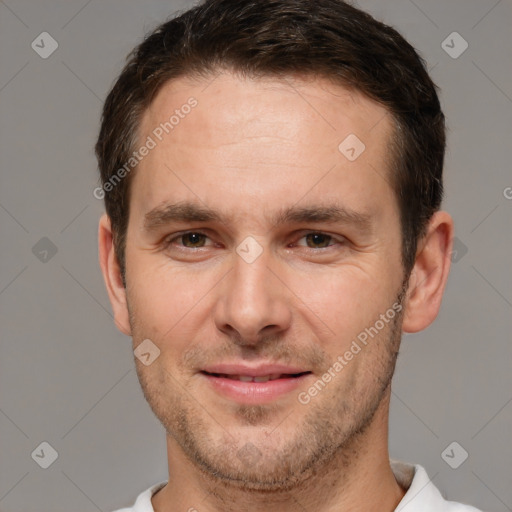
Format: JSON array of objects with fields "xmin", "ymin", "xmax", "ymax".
[
  {"xmin": 201, "ymin": 371, "xmax": 310, "ymax": 382},
  {"xmin": 199, "ymin": 369, "xmax": 313, "ymax": 404}
]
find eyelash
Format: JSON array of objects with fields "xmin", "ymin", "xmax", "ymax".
[{"xmin": 163, "ymin": 231, "xmax": 345, "ymax": 252}]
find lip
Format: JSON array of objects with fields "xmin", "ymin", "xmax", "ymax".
[
  {"xmin": 200, "ymin": 363, "xmax": 312, "ymax": 405},
  {"xmin": 201, "ymin": 363, "xmax": 308, "ymax": 377}
]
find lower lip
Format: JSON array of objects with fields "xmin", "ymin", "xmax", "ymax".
[{"xmin": 201, "ymin": 372, "xmax": 312, "ymax": 404}]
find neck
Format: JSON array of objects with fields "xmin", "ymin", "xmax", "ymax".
[{"xmin": 152, "ymin": 392, "xmax": 405, "ymax": 512}]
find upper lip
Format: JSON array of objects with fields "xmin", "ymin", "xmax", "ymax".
[{"xmin": 201, "ymin": 363, "xmax": 310, "ymax": 377}]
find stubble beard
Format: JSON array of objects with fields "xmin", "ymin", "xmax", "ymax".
[{"xmin": 130, "ymin": 280, "xmax": 407, "ymax": 493}]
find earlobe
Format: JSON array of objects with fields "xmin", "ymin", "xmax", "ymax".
[
  {"xmin": 401, "ymin": 211, "xmax": 454, "ymax": 334},
  {"xmin": 98, "ymin": 213, "xmax": 132, "ymax": 336}
]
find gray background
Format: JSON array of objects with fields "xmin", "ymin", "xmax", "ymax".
[{"xmin": 0, "ymin": 0, "xmax": 511, "ymax": 510}]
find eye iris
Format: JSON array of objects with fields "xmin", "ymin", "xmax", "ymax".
[
  {"xmin": 306, "ymin": 233, "xmax": 331, "ymax": 248},
  {"xmin": 183, "ymin": 233, "xmax": 205, "ymax": 247}
]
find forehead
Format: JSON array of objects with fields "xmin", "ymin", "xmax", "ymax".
[
  {"xmin": 141, "ymin": 72, "xmax": 392, "ymax": 148},
  {"xmin": 132, "ymin": 72, "xmax": 396, "ymax": 230}
]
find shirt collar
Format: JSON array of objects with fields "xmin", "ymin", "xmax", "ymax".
[{"xmin": 131, "ymin": 460, "xmax": 470, "ymax": 511}]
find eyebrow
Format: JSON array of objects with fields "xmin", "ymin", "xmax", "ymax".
[{"xmin": 143, "ymin": 201, "xmax": 374, "ymax": 234}]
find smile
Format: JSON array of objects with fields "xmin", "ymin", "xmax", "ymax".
[
  {"xmin": 200, "ymin": 371, "xmax": 312, "ymax": 404},
  {"xmin": 206, "ymin": 372, "xmax": 309, "ymax": 382}
]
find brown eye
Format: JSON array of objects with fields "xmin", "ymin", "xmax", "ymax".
[
  {"xmin": 180, "ymin": 232, "xmax": 207, "ymax": 248},
  {"xmin": 304, "ymin": 233, "xmax": 333, "ymax": 249}
]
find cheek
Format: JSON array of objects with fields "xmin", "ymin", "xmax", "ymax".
[
  {"xmin": 287, "ymin": 266, "xmax": 392, "ymax": 343},
  {"xmin": 127, "ymin": 261, "xmax": 219, "ymax": 348}
]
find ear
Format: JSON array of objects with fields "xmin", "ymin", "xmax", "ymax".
[
  {"xmin": 98, "ymin": 213, "xmax": 131, "ymax": 336},
  {"xmin": 402, "ymin": 211, "xmax": 454, "ymax": 333}
]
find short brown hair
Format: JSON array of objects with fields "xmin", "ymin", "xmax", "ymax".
[{"xmin": 95, "ymin": 0, "xmax": 445, "ymax": 286}]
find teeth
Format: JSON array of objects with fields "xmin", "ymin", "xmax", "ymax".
[
  {"xmin": 220, "ymin": 373, "xmax": 285, "ymax": 382},
  {"xmin": 253, "ymin": 375, "xmax": 270, "ymax": 383}
]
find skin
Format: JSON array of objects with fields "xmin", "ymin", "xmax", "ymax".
[{"xmin": 98, "ymin": 72, "xmax": 454, "ymax": 512}]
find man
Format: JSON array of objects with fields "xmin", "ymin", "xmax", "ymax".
[{"xmin": 95, "ymin": 1, "xmax": 481, "ymax": 510}]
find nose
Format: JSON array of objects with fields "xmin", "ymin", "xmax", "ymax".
[{"xmin": 214, "ymin": 245, "xmax": 292, "ymax": 347}]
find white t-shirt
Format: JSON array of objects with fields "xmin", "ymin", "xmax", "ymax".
[{"xmin": 112, "ymin": 460, "xmax": 482, "ymax": 512}]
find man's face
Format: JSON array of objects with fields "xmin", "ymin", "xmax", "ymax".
[{"xmin": 123, "ymin": 73, "xmax": 408, "ymax": 489}]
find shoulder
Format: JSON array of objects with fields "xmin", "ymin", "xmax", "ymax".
[
  {"xmin": 391, "ymin": 460, "xmax": 483, "ymax": 512},
  {"xmin": 110, "ymin": 482, "xmax": 167, "ymax": 512}
]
